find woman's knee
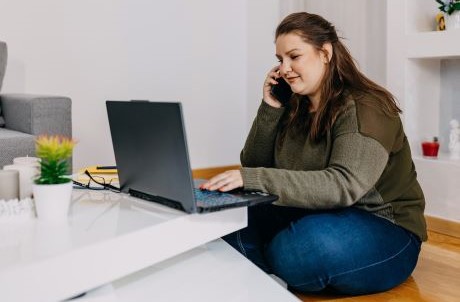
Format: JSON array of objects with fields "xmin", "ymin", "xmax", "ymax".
[{"xmin": 265, "ymin": 222, "xmax": 333, "ymax": 292}]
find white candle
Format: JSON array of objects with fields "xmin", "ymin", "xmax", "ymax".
[
  {"xmin": 4, "ymin": 157, "xmax": 40, "ymax": 199},
  {"xmin": 0, "ymin": 170, "xmax": 20, "ymax": 200},
  {"xmin": 13, "ymin": 156, "xmax": 40, "ymax": 166}
]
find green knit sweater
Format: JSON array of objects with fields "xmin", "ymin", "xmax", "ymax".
[{"xmin": 240, "ymin": 92, "xmax": 427, "ymax": 241}]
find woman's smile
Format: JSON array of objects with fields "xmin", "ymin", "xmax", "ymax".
[{"xmin": 286, "ymin": 76, "xmax": 300, "ymax": 84}]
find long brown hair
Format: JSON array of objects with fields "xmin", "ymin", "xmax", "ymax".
[{"xmin": 276, "ymin": 12, "xmax": 401, "ymax": 143}]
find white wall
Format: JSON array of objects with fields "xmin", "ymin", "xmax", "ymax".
[
  {"xmin": 304, "ymin": 0, "xmax": 387, "ymax": 86},
  {"xmin": 0, "ymin": 0, "xmax": 254, "ymax": 171},
  {"xmin": 0, "ymin": 0, "xmax": 383, "ymax": 171},
  {"xmin": 247, "ymin": 1, "xmax": 282, "ymax": 128}
]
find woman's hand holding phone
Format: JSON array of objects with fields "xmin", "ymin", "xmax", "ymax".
[
  {"xmin": 263, "ymin": 66, "xmax": 284, "ymax": 108},
  {"xmin": 263, "ymin": 66, "xmax": 293, "ymax": 108}
]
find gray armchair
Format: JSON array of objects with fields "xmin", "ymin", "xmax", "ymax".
[{"xmin": 0, "ymin": 41, "xmax": 72, "ymax": 169}]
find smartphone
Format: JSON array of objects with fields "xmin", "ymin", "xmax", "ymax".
[{"xmin": 270, "ymin": 77, "xmax": 293, "ymax": 104}]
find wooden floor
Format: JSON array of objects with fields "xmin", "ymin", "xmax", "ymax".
[{"xmin": 295, "ymin": 231, "xmax": 460, "ymax": 302}]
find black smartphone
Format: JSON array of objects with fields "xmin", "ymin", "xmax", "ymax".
[{"xmin": 270, "ymin": 77, "xmax": 293, "ymax": 104}]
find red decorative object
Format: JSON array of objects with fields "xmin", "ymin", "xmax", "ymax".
[{"xmin": 421, "ymin": 137, "xmax": 440, "ymax": 158}]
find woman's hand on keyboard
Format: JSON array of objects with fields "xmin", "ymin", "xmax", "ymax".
[{"xmin": 199, "ymin": 170, "xmax": 243, "ymax": 192}]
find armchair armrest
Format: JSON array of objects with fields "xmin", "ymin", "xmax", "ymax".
[{"xmin": 1, "ymin": 93, "xmax": 71, "ymax": 137}]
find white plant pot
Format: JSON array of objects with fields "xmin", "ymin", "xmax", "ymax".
[
  {"xmin": 33, "ymin": 182, "xmax": 73, "ymax": 223},
  {"xmin": 446, "ymin": 11, "xmax": 460, "ymax": 30}
]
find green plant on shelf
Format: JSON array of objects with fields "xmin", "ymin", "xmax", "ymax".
[
  {"xmin": 35, "ymin": 135, "xmax": 76, "ymax": 184},
  {"xmin": 436, "ymin": 0, "xmax": 460, "ymax": 15}
]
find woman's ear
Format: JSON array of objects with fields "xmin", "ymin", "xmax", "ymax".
[{"xmin": 321, "ymin": 43, "xmax": 333, "ymax": 63}]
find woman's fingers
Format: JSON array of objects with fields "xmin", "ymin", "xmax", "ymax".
[
  {"xmin": 265, "ymin": 69, "xmax": 281, "ymax": 86},
  {"xmin": 200, "ymin": 170, "xmax": 243, "ymax": 192},
  {"xmin": 201, "ymin": 172, "xmax": 228, "ymax": 190},
  {"xmin": 263, "ymin": 67, "xmax": 283, "ymax": 108},
  {"xmin": 264, "ymin": 75, "xmax": 279, "ymax": 87}
]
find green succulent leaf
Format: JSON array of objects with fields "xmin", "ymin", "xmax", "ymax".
[{"xmin": 34, "ymin": 135, "xmax": 76, "ymax": 184}]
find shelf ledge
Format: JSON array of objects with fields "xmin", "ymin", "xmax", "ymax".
[
  {"xmin": 406, "ymin": 31, "xmax": 460, "ymax": 59},
  {"xmin": 414, "ymin": 153, "xmax": 460, "ymax": 167}
]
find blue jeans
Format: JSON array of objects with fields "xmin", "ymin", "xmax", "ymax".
[{"xmin": 223, "ymin": 204, "xmax": 421, "ymax": 295}]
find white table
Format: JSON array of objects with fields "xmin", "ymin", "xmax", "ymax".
[
  {"xmin": 0, "ymin": 190, "xmax": 247, "ymax": 302},
  {"xmin": 112, "ymin": 239, "xmax": 300, "ymax": 302}
]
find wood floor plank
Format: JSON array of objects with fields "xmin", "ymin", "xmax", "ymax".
[{"xmin": 426, "ymin": 215, "xmax": 460, "ymax": 239}]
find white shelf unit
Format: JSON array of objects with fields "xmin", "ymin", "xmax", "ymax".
[{"xmin": 387, "ymin": 0, "xmax": 460, "ymax": 223}]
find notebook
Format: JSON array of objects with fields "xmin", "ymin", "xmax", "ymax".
[{"xmin": 106, "ymin": 100, "xmax": 278, "ymax": 213}]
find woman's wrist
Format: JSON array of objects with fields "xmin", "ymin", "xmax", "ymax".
[{"xmin": 263, "ymin": 98, "xmax": 283, "ymax": 108}]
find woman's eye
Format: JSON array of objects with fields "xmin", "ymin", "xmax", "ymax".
[{"xmin": 291, "ymin": 55, "xmax": 300, "ymax": 60}]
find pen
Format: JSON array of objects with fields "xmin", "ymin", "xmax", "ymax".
[{"xmin": 96, "ymin": 166, "xmax": 117, "ymax": 170}]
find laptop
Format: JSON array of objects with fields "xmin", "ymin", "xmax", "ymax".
[{"xmin": 106, "ymin": 100, "xmax": 278, "ymax": 213}]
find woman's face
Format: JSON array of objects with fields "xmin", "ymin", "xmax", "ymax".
[{"xmin": 275, "ymin": 33, "xmax": 329, "ymax": 104}]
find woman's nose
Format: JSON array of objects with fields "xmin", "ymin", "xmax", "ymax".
[{"xmin": 279, "ymin": 62, "xmax": 292, "ymax": 76}]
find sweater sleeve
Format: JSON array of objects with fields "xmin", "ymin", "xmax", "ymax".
[
  {"xmin": 240, "ymin": 106, "xmax": 390, "ymax": 209},
  {"xmin": 240, "ymin": 101, "xmax": 285, "ymax": 168}
]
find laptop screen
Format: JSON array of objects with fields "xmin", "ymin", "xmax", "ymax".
[{"xmin": 106, "ymin": 101, "xmax": 196, "ymax": 213}]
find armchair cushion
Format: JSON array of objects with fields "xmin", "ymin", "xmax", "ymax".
[
  {"xmin": 0, "ymin": 127, "xmax": 35, "ymax": 168},
  {"xmin": 0, "ymin": 94, "xmax": 72, "ymax": 169},
  {"xmin": 1, "ymin": 94, "xmax": 71, "ymax": 136}
]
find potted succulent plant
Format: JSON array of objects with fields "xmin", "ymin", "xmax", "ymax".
[
  {"xmin": 436, "ymin": 0, "xmax": 460, "ymax": 29},
  {"xmin": 33, "ymin": 135, "xmax": 76, "ymax": 222}
]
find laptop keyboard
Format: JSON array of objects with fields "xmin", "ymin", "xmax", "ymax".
[{"xmin": 193, "ymin": 188, "xmax": 245, "ymax": 206}]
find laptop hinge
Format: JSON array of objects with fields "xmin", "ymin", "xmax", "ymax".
[{"xmin": 128, "ymin": 188, "xmax": 185, "ymax": 212}]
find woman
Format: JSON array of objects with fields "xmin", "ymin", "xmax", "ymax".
[{"xmin": 201, "ymin": 12, "xmax": 426, "ymax": 295}]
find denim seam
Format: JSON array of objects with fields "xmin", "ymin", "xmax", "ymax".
[
  {"xmin": 236, "ymin": 231, "xmax": 247, "ymax": 258},
  {"xmin": 292, "ymin": 237, "xmax": 413, "ymax": 288}
]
